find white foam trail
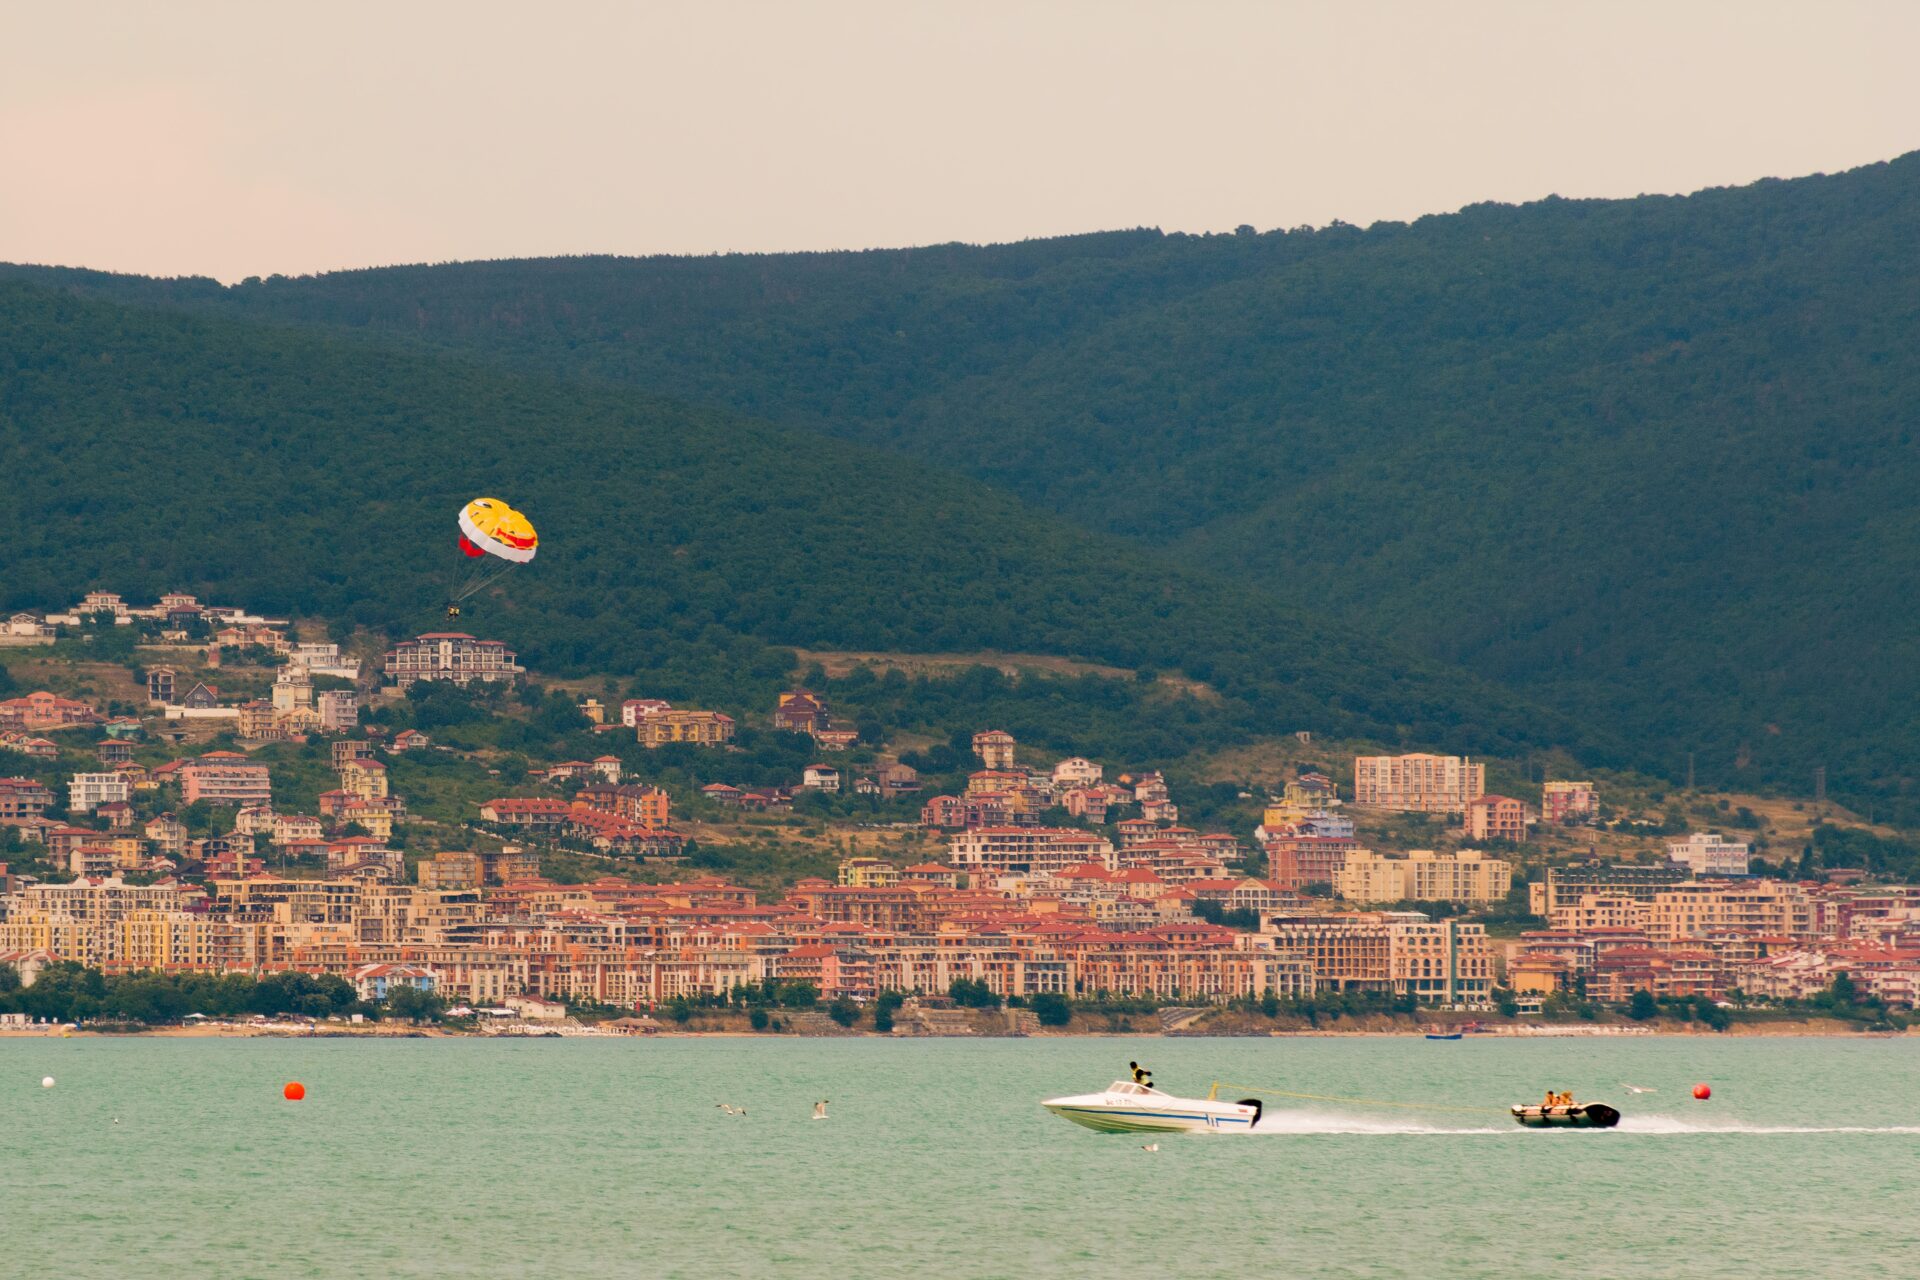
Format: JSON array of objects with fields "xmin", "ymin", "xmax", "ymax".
[
  {"xmin": 1228, "ymin": 1110, "xmax": 1920, "ymax": 1137},
  {"xmin": 1241, "ymin": 1109, "xmax": 1511, "ymax": 1136},
  {"xmin": 1617, "ymin": 1115, "xmax": 1920, "ymax": 1136}
]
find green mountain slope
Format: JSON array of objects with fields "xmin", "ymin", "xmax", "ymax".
[
  {"xmin": 0, "ymin": 279, "xmax": 1576, "ymax": 765},
  {"xmin": 19, "ymin": 153, "xmax": 1913, "ymax": 812}
]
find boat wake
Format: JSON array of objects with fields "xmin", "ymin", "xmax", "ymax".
[
  {"xmin": 1615, "ymin": 1115, "xmax": 1920, "ymax": 1136},
  {"xmin": 1227, "ymin": 1111, "xmax": 1920, "ymax": 1137},
  {"xmin": 1241, "ymin": 1109, "xmax": 1511, "ymax": 1136}
]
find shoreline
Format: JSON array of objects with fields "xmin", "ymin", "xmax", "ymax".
[{"xmin": 4, "ymin": 1021, "xmax": 1907, "ymax": 1040}]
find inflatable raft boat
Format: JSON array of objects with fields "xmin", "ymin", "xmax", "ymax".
[{"xmin": 1510, "ymin": 1102, "xmax": 1621, "ymax": 1129}]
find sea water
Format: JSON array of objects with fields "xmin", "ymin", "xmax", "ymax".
[{"xmin": 3, "ymin": 1035, "xmax": 1916, "ymax": 1278}]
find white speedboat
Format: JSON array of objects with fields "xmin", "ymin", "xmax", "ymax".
[{"xmin": 1041, "ymin": 1080, "xmax": 1262, "ymax": 1134}]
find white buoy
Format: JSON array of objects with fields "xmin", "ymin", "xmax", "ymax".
[{"xmin": 41, "ymin": 1076, "xmax": 55, "ymax": 1089}]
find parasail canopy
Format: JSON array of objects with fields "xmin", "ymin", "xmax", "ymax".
[{"xmin": 457, "ymin": 498, "xmax": 538, "ymax": 564}]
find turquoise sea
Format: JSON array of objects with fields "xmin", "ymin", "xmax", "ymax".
[{"xmin": 3, "ymin": 1035, "xmax": 1916, "ymax": 1278}]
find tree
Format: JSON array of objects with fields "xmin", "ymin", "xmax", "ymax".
[
  {"xmin": 383, "ymin": 983, "xmax": 445, "ymax": 1023},
  {"xmin": 1627, "ymin": 989, "xmax": 1658, "ymax": 1021},
  {"xmin": 872, "ymin": 991, "xmax": 903, "ymax": 1033},
  {"xmin": 827, "ymin": 997, "xmax": 859, "ymax": 1028},
  {"xmin": 1030, "ymin": 992, "xmax": 1072, "ymax": 1026},
  {"xmin": 949, "ymin": 977, "xmax": 1001, "ymax": 1009},
  {"xmin": 748, "ymin": 1007, "xmax": 770, "ymax": 1031}
]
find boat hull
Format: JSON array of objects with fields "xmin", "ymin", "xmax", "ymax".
[
  {"xmin": 1510, "ymin": 1103, "xmax": 1621, "ymax": 1129},
  {"xmin": 1042, "ymin": 1083, "xmax": 1261, "ymax": 1134},
  {"xmin": 1043, "ymin": 1103, "xmax": 1255, "ymax": 1135}
]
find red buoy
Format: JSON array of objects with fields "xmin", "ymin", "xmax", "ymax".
[
  {"xmin": 284, "ymin": 1081, "xmax": 306, "ymax": 1102},
  {"xmin": 1692, "ymin": 1083, "xmax": 1711, "ymax": 1100}
]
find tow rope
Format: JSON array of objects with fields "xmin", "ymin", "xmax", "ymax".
[{"xmin": 1209, "ymin": 1081, "xmax": 1506, "ymax": 1116}]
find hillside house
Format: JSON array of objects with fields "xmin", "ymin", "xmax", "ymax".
[
  {"xmin": 145, "ymin": 667, "xmax": 177, "ymax": 704},
  {"xmin": 636, "ymin": 710, "xmax": 734, "ymax": 748},
  {"xmin": 178, "ymin": 752, "xmax": 272, "ymax": 806},
  {"xmin": 620, "ymin": 699, "xmax": 671, "ymax": 726},
  {"xmin": 0, "ymin": 778, "xmax": 55, "ymax": 821},
  {"xmin": 972, "ymin": 730, "xmax": 1016, "ymax": 770},
  {"xmin": 384, "ymin": 633, "xmax": 523, "ymax": 688},
  {"xmin": 1463, "ymin": 794, "xmax": 1528, "ymax": 843},
  {"xmin": 773, "ymin": 690, "xmax": 830, "ymax": 735},
  {"xmin": 0, "ymin": 691, "xmax": 100, "ymax": 730}
]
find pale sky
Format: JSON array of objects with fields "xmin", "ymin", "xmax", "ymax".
[{"xmin": 3, "ymin": 1, "xmax": 1916, "ymax": 282}]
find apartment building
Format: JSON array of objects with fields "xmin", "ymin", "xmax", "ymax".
[
  {"xmin": 1644, "ymin": 881, "xmax": 1814, "ymax": 943},
  {"xmin": 1352, "ymin": 753, "xmax": 1485, "ymax": 814},
  {"xmin": 946, "ymin": 827, "xmax": 1117, "ymax": 877},
  {"xmin": 419, "ymin": 852, "xmax": 484, "ymax": 892},
  {"xmin": 178, "ymin": 752, "xmax": 272, "ymax": 806},
  {"xmin": 316, "ymin": 690, "xmax": 358, "ymax": 732},
  {"xmin": 1264, "ymin": 835, "xmax": 1362, "ymax": 889},
  {"xmin": 1666, "ymin": 832, "xmax": 1752, "ymax": 876},
  {"xmin": 1335, "ymin": 849, "xmax": 1512, "ymax": 904},
  {"xmin": 838, "ymin": 857, "xmax": 901, "ymax": 888},
  {"xmin": 1389, "ymin": 919, "xmax": 1495, "ymax": 1005},
  {"xmin": 1530, "ymin": 861, "xmax": 1690, "ymax": 917}
]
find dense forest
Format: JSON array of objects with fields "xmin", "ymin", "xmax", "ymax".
[
  {"xmin": 8, "ymin": 153, "xmax": 1919, "ymax": 816},
  {"xmin": 0, "ymin": 280, "xmax": 1577, "ymax": 769}
]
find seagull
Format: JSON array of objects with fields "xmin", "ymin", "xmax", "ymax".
[
  {"xmin": 812, "ymin": 1100, "xmax": 829, "ymax": 1120},
  {"xmin": 1621, "ymin": 1083, "xmax": 1658, "ymax": 1095},
  {"xmin": 717, "ymin": 1104, "xmax": 746, "ymax": 1115},
  {"xmin": 1141, "ymin": 1143, "xmax": 1159, "ymax": 1152}
]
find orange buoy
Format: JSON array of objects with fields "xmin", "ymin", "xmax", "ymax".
[
  {"xmin": 284, "ymin": 1081, "xmax": 306, "ymax": 1102},
  {"xmin": 1692, "ymin": 1083, "xmax": 1711, "ymax": 1100}
]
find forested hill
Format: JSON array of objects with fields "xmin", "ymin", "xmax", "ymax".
[
  {"xmin": 0, "ymin": 278, "xmax": 1580, "ymax": 765},
  {"xmin": 12, "ymin": 151, "xmax": 1916, "ymax": 813}
]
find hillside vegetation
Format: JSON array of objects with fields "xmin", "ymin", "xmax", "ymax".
[
  {"xmin": 16, "ymin": 153, "xmax": 1917, "ymax": 816},
  {"xmin": 0, "ymin": 279, "xmax": 1576, "ymax": 768}
]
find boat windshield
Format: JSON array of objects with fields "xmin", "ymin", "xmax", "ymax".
[{"xmin": 1108, "ymin": 1081, "xmax": 1156, "ymax": 1096}]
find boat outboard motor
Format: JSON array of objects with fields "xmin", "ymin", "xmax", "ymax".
[{"xmin": 1238, "ymin": 1098, "xmax": 1263, "ymax": 1127}]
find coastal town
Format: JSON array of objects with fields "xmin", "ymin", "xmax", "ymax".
[{"xmin": 2, "ymin": 591, "xmax": 1915, "ymax": 1033}]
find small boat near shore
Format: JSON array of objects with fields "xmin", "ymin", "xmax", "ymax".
[
  {"xmin": 1510, "ymin": 1101, "xmax": 1621, "ymax": 1129},
  {"xmin": 1424, "ymin": 1031, "xmax": 1463, "ymax": 1040},
  {"xmin": 1042, "ymin": 1080, "xmax": 1263, "ymax": 1134}
]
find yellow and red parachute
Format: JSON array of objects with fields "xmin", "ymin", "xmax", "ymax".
[
  {"xmin": 445, "ymin": 498, "xmax": 537, "ymax": 615},
  {"xmin": 457, "ymin": 498, "xmax": 539, "ymax": 564}
]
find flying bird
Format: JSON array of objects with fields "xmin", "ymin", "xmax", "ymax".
[
  {"xmin": 812, "ymin": 1100, "xmax": 830, "ymax": 1120},
  {"xmin": 717, "ymin": 1103, "xmax": 747, "ymax": 1115},
  {"xmin": 1621, "ymin": 1083, "xmax": 1658, "ymax": 1095},
  {"xmin": 1141, "ymin": 1143, "xmax": 1159, "ymax": 1152}
]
